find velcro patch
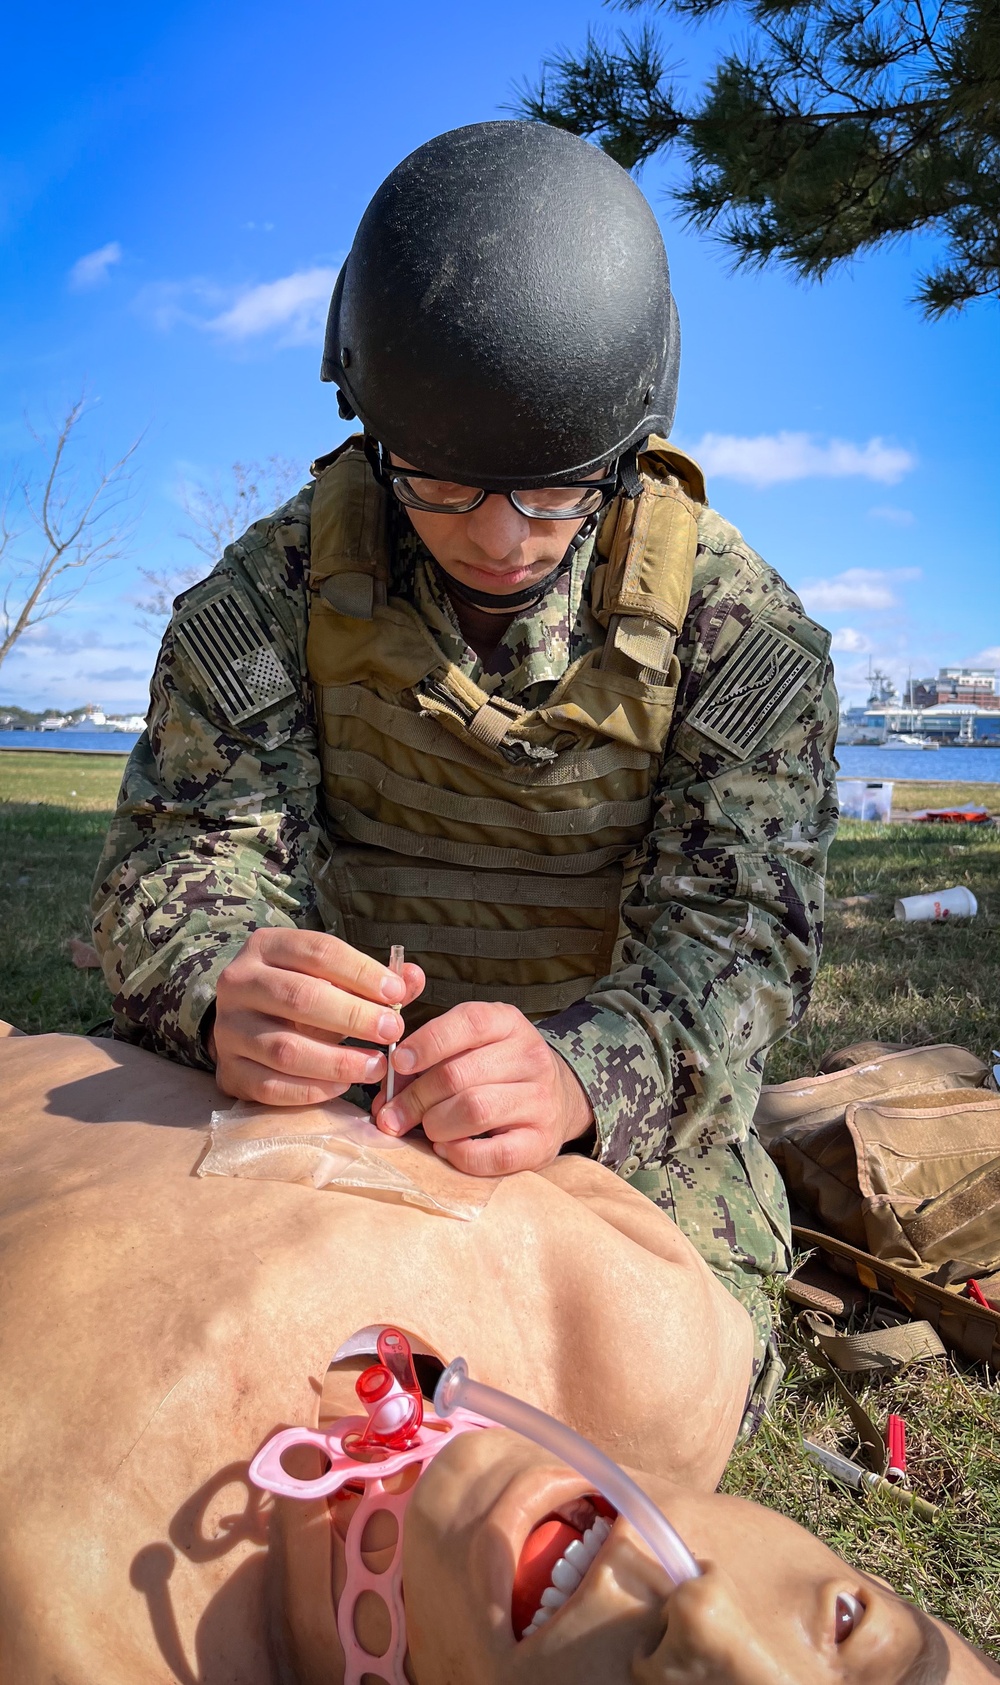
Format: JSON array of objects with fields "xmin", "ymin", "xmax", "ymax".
[
  {"xmin": 687, "ymin": 621, "xmax": 818, "ymax": 760},
  {"xmin": 174, "ymin": 578, "xmax": 296, "ymax": 726}
]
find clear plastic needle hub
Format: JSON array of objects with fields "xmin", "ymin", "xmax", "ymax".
[{"xmin": 385, "ymin": 944, "xmax": 405, "ymax": 1103}]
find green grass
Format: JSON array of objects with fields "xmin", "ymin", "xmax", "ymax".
[
  {"xmin": 752, "ymin": 808, "xmax": 1000, "ymax": 1656},
  {"xmin": 888, "ymin": 779, "xmax": 998, "ymax": 814},
  {"xmin": 765, "ymin": 816, "xmax": 1000, "ymax": 1083},
  {"xmin": 0, "ymin": 802, "xmax": 116, "ymax": 1034},
  {"xmin": 2, "ymin": 750, "xmax": 1000, "ymax": 1652},
  {"xmin": 723, "ymin": 1295, "xmax": 1000, "ymax": 1654},
  {"xmin": 0, "ymin": 751, "xmax": 126, "ymax": 1034},
  {"xmin": 0, "ymin": 748, "xmax": 126, "ymax": 808}
]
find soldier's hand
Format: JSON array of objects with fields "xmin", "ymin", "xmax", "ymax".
[
  {"xmin": 371, "ymin": 1002, "xmax": 594, "ymax": 1175},
  {"xmin": 209, "ymin": 928, "xmax": 425, "ymax": 1106}
]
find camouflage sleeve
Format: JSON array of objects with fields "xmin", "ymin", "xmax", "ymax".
[
  {"xmin": 91, "ymin": 485, "xmax": 324, "ymax": 1069},
  {"xmin": 541, "ymin": 506, "xmax": 839, "ymax": 1168}
]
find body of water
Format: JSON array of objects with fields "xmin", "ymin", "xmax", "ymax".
[
  {"xmin": 0, "ymin": 730, "xmax": 142, "ymax": 753},
  {"xmin": 1, "ymin": 733, "xmax": 998, "ymax": 785},
  {"xmin": 836, "ymin": 745, "xmax": 1000, "ymax": 785}
]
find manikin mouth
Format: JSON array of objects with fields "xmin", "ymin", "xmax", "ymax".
[{"xmin": 511, "ymin": 1495, "xmax": 617, "ymax": 1641}]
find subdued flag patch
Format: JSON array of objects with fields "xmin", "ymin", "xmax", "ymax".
[
  {"xmin": 687, "ymin": 621, "xmax": 818, "ymax": 760},
  {"xmin": 173, "ymin": 578, "xmax": 296, "ymax": 726}
]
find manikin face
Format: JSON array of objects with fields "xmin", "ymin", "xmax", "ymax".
[
  {"xmin": 403, "ymin": 1430, "xmax": 944, "ymax": 1685},
  {"xmin": 273, "ymin": 1418, "xmax": 946, "ymax": 1685},
  {"xmin": 388, "ymin": 454, "xmax": 599, "ymax": 600}
]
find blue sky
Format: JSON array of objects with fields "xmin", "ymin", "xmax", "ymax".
[{"xmin": 1, "ymin": 0, "xmax": 997, "ymax": 714}]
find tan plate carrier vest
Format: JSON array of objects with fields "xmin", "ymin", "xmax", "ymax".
[{"xmin": 306, "ymin": 435, "xmax": 705, "ymax": 1028}]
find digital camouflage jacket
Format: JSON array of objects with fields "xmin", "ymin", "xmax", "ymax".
[{"xmin": 92, "ymin": 477, "xmax": 838, "ymax": 1352}]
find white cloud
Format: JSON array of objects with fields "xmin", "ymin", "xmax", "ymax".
[
  {"xmin": 830, "ymin": 627, "xmax": 872, "ymax": 653},
  {"xmin": 690, "ymin": 431, "xmax": 915, "ymax": 488},
  {"xmin": 968, "ymin": 646, "xmax": 1000, "ymax": 668},
  {"xmin": 134, "ymin": 278, "xmax": 228, "ymax": 333},
  {"xmin": 205, "ymin": 266, "xmax": 338, "ymax": 345},
  {"xmin": 137, "ymin": 266, "xmax": 339, "ymax": 348},
  {"xmin": 69, "ymin": 240, "xmax": 123, "ymax": 289},
  {"xmin": 868, "ymin": 505, "xmax": 917, "ymax": 526},
  {"xmin": 85, "ymin": 665, "xmax": 150, "ymax": 683},
  {"xmin": 0, "ymin": 618, "xmax": 158, "ymax": 712},
  {"xmin": 799, "ymin": 567, "xmax": 921, "ymax": 614}
]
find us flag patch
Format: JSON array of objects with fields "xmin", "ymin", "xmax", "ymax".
[
  {"xmin": 687, "ymin": 622, "xmax": 818, "ymax": 760},
  {"xmin": 174, "ymin": 578, "xmax": 296, "ymax": 726}
]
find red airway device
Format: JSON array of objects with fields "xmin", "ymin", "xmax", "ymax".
[{"xmin": 511, "ymin": 1519, "xmax": 583, "ymax": 1640}]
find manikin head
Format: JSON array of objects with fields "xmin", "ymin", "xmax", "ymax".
[
  {"xmin": 403, "ymin": 1430, "xmax": 953, "ymax": 1685},
  {"xmin": 268, "ymin": 1363, "xmax": 955, "ymax": 1685}
]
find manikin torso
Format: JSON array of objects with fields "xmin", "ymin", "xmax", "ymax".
[{"xmin": 0, "ymin": 1027, "xmax": 752, "ymax": 1685}]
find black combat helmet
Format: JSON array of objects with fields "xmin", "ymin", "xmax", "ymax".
[{"xmin": 322, "ymin": 121, "xmax": 680, "ymax": 489}]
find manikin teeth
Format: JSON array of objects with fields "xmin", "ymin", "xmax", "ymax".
[
  {"xmin": 550, "ymin": 1557, "xmax": 583, "ymax": 1594},
  {"xmin": 521, "ymin": 1516, "xmax": 612, "ymax": 1637},
  {"xmin": 562, "ymin": 1538, "xmax": 591, "ymax": 1574}
]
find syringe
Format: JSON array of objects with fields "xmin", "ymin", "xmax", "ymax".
[{"xmin": 384, "ymin": 944, "xmax": 405, "ymax": 1104}]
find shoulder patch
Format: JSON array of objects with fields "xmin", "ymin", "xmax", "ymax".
[
  {"xmin": 173, "ymin": 577, "xmax": 296, "ymax": 726},
  {"xmin": 686, "ymin": 621, "xmax": 818, "ymax": 760}
]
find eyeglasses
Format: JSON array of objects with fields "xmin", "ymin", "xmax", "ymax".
[
  {"xmin": 375, "ymin": 444, "xmax": 618, "ymax": 520},
  {"xmin": 387, "ymin": 468, "xmax": 617, "ymax": 519}
]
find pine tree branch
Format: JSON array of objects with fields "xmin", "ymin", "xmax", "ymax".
[{"xmin": 515, "ymin": 0, "xmax": 999, "ymax": 311}]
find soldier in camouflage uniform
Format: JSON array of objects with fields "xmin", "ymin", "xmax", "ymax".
[{"xmin": 93, "ymin": 123, "xmax": 838, "ymax": 1421}]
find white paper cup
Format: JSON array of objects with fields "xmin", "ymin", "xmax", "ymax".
[{"xmin": 894, "ymin": 886, "xmax": 978, "ymax": 922}]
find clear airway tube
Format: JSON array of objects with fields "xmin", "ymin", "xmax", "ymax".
[{"xmin": 434, "ymin": 1358, "xmax": 700, "ymax": 1587}]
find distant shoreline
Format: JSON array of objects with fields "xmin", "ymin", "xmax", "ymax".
[
  {"xmin": 0, "ymin": 728, "xmax": 142, "ymax": 755},
  {"xmin": 2, "ymin": 744, "xmax": 998, "ymax": 786},
  {"xmin": 0, "ymin": 744, "xmax": 132, "ymax": 756},
  {"xmin": 2, "ymin": 738, "xmax": 998, "ymax": 791}
]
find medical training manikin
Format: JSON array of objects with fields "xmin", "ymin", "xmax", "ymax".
[{"xmin": 1, "ymin": 1027, "xmax": 994, "ymax": 1684}]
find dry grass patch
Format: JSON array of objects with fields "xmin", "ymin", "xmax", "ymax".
[
  {"xmin": 766, "ymin": 817, "xmax": 999, "ymax": 1084},
  {"xmin": 724, "ymin": 1292, "xmax": 1000, "ymax": 1653},
  {"xmin": 890, "ymin": 780, "xmax": 998, "ymax": 814},
  {"xmin": 749, "ymin": 812, "xmax": 1000, "ymax": 1658}
]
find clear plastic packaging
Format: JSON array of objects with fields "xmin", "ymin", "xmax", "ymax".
[{"xmin": 197, "ymin": 1098, "xmax": 496, "ymax": 1220}]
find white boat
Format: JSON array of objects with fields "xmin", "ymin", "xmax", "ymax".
[{"xmin": 882, "ymin": 733, "xmax": 939, "ymax": 749}]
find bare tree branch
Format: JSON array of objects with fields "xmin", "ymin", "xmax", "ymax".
[
  {"xmin": 177, "ymin": 457, "xmax": 301, "ymax": 560},
  {"xmin": 0, "ymin": 397, "xmax": 142, "ymax": 676},
  {"xmin": 134, "ymin": 456, "xmax": 302, "ymax": 634}
]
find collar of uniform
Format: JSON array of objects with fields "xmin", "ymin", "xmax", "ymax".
[{"xmin": 389, "ymin": 504, "xmax": 600, "ymax": 704}]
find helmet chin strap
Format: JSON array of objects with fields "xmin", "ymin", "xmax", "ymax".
[{"xmin": 435, "ymin": 514, "xmax": 598, "ymax": 616}]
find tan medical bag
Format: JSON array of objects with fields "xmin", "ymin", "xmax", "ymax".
[{"xmin": 756, "ymin": 1043, "xmax": 1000, "ymax": 1365}]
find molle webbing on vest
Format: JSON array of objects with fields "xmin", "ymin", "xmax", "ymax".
[
  {"xmin": 320, "ymin": 746, "xmax": 654, "ymax": 836},
  {"xmin": 319, "ymin": 806, "xmax": 638, "ymax": 875},
  {"xmin": 314, "ymin": 843, "xmax": 627, "ymax": 1026},
  {"xmin": 319, "ymin": 683, "xmax": 651, "ymax": 783},
  {"xmin": 306, "ymin": 433, "xmax": 704, "ymax": 1022}
]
